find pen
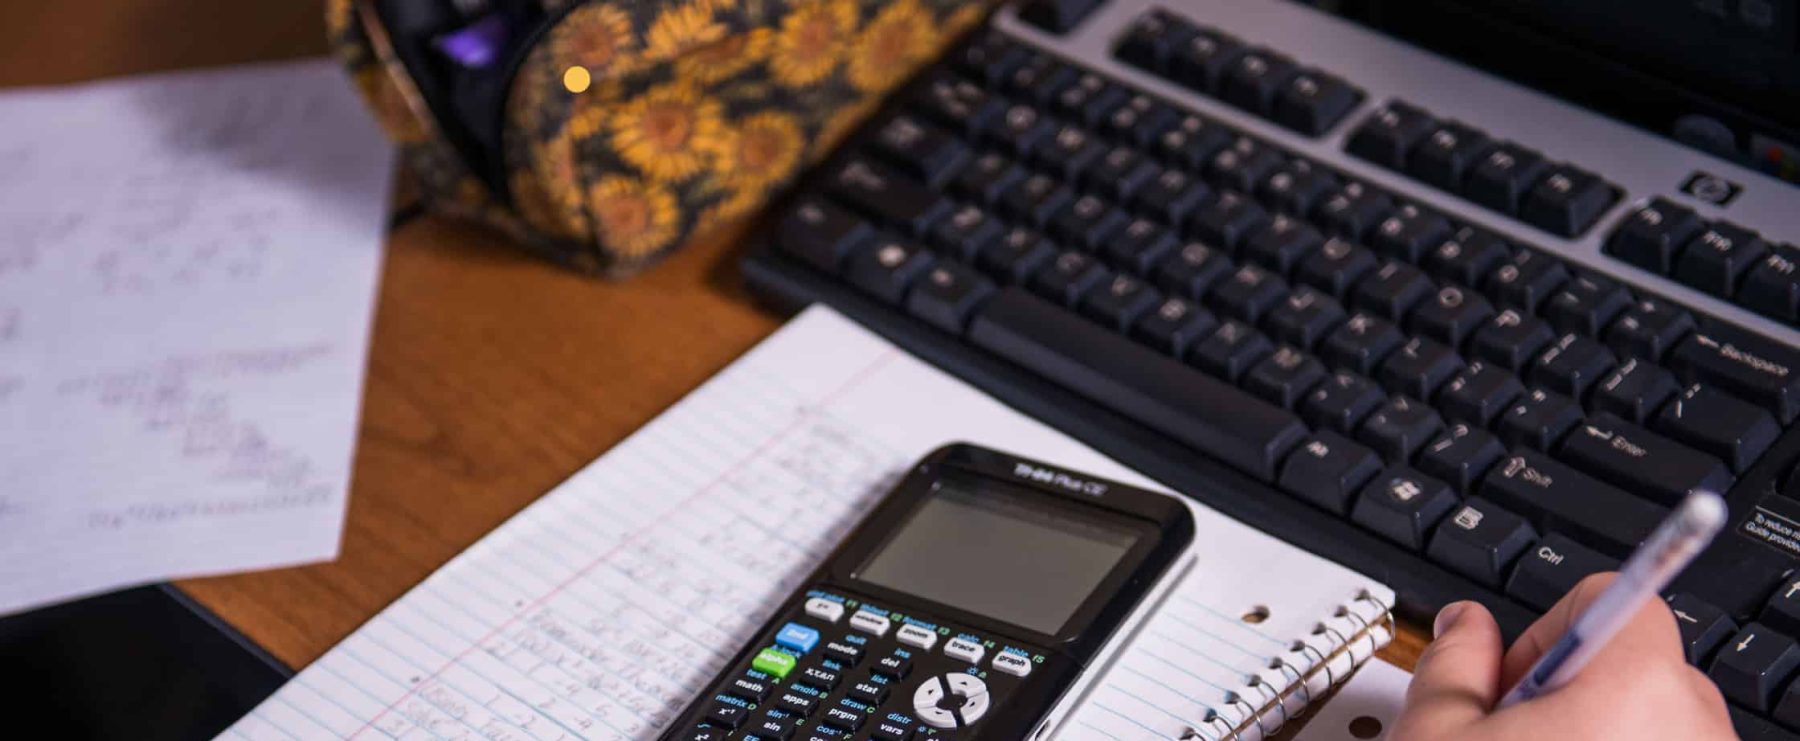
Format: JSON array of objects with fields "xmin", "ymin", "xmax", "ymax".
[{"xmin": 1496, "ymin": 490, "xmax": 1728, "ymax": 708}]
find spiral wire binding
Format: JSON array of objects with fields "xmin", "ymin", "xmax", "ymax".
[{"xmin": 1183, "ymin": 591, "xmax": 1394, "ymax": 741}]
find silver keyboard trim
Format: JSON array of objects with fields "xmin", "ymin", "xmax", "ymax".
[{"xmin": 993, "ymin": 0, "xmax": 1800, "ymax": 347}]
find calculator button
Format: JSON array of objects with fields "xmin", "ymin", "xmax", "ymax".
[
  {"xmin": 958, "ymin": 686, "xmax": 992, "ymax": 724},
  {"xmin": 799, "ymin": 665, "xmax": 842, "ymax": 690},
  {"xmin": 776, "ymin": 623, "xmax": 821, "ymax": 654},
  {"xmin": 944, "ymin": 674, "xmax": 992, "ymax": 724},
  {"xmin": 705, "ymin": 701, "xmax": 751, "ymax": 729},
  {"xmin": 943, "ymin": 636, "xmax": 986, "ymax": 663},
  {"xmin": 896, "ymin": 623, "xmax": 939, "ymax": 650},
  {"xmin": 745, "ymin": 714, "xmax": 797, "ymax": 740},
  {"xmin": 682, "ymin": 726, "xmax": 725, "ymax": 741},
  {"xmin": 912, "ymin": 678, "xmax": 958, "ymax": 729},
  {"xmin": 804, "ymin": 598, "xmax": 845, "ymax": 623},
  {"xmin": 823, "ymin": 640, "xmax": 865, "ymax": 666},
  {"xmin": 871, "ymin": 720, "xmax": 916, "ymax": 741},
  {"xmin": 992, "ymin": 651, "xmax": 1033, "ymax": 677},
  {"xmin": 822, "ymin": 703, "xmax": 869, "ymax": 732},
  {"xmin": 752, "ymin": 648, "xmax": 798, "ymax": 680},
  {"xmin": 729, "ymin": 675, "xmax": 773, "ymax": 703},
  {"xmin": 850, "ymin": 611, "xmax": 893, "ymax": 637},
  {"xmin": 874, "ymin": 653, "xmax": 913, "ymax": 679},
  {"xmin": 774, "ymin": 690, "xmax": 818, "ymax": 717},
  {"xmin": 848, "ymin": 679, "xmax": 890, "ymax": 705}
]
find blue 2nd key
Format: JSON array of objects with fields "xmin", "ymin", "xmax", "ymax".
[{"xmin": 775, "ymin": 622, "xmax": 821, "ymax": 653}]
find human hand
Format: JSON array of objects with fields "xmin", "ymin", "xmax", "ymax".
[{"xmin": 1391, "ymin": 573, "xmax": 1735, "ymax": 740}]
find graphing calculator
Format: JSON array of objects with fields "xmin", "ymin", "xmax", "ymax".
[{"xmin": 662, "ymin": 444, "xmax": 1198, "ymax": 741}]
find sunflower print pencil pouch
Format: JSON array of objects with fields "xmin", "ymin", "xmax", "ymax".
[{"xmin": 327, "ymin": 0, "xmax": 994, "ymax": 276}]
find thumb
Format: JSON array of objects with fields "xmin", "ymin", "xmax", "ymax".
[{"xmin": 1393, "ymin": 601, "xmax": 1505, "ymax": 740}]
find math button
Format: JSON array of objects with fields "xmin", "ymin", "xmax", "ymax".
[
  {"xmin": 776, "ymin": 622, "xmax": 822, "ymax": 653},
  {"xmin": 1709, "ymin": 623, "xmax": 1800, "ymax": 712},
  {"xmin": 752, "ymin": 648, "xmax": 798, "ymax": 680}
]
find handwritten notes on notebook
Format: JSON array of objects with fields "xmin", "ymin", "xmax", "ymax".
[
  {"xmin": 0, "ymin": 59, "xmax": 393, "ymax": 614},
  {"xmin": 224, "ymin": 308, "xmax": 1389, "ymax": 740}
]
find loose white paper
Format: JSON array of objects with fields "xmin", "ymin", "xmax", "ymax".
[{"xmin": 0, "ymin": 58, "xmax": 393, "ymax": 615}]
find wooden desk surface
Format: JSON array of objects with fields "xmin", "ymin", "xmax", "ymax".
[{"xmin": 7, "ymin": 0, "xmax": 1424, "ymax": 687}]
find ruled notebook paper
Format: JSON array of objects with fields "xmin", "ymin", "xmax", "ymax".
[{"xmin": 224, "ymin": 307, "xmax": 1392, "ymax": 741}]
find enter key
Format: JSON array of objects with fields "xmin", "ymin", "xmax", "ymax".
[{"xmin": 1558, "ymin": 412, "xmax": 1735, "ymax": 506}]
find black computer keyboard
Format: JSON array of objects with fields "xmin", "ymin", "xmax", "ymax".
[{"xmin": 742, "ymin": 1, "xmax": 1800, "ymax": 736}]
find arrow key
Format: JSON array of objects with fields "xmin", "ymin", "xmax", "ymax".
[
  {"xmin": 1709, "ymin": 623, "xmax": 1800, "ymax": 713},
  {"xmin": 1666, "ymin": 593, "xmax": 1737, "ymax": 666},
  {"xmin": 1761, "ymin": 578, "xmax": 1800, "ymax": 637}
]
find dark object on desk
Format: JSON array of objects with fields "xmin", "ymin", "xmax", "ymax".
[
  {"xmin": 326, "ymin": 0, "xmax": 996, "ymax": 277},
  {"xmin": 0, "ymin": 585, "xmax": 287, "ymax": 740},
  {"xmin": 741, "ymin": 0, "xmax": 1800, "ymax": 736}
]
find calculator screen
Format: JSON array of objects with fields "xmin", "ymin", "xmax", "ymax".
[{"xmin": 854, "ymin": 480, "xmax": 1142, "ymax": 635}]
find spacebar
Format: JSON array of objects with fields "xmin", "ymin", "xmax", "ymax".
[{"xmin": 969, "ymin": 287, "xmax": 1309, "ymax": 482}]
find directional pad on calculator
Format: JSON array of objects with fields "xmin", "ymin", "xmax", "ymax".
[{"xmin": 912, "ymin": 674, "xmax": 991, "ymax": 728}]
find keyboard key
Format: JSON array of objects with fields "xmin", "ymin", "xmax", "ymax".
[
  {"xmin": 1080, "ymin": 274, "xmax": 1160, "ymax": 330},
  {"xmin": 871, "ymin": 115, "xmax": 970, "ymax": 187},
  {"xmin": 1049, "ymin": 193, "xmax": 1127, "ymax": 251},
  {"xmin": 1528, "ymin": 333, "xmax": 1616, "ymax": 400},
  {"xmin": 1417, "ymin": 423, "xmax": 1506, "ymax": 493},
  {"xmin": 1427, "ymin": 497, "xmax": 1537, "ymax": 588},
  {"xmin": 1104, "ymin": 95, "xmax": 1181, "ymax": 147},
  {"xmin": 1258, "ymin": 160, "xmax": 1340, "ymax": 216},
  {"xmin": 1114, "ymin": 9, "xmax": 1191, "ymax": 71},
  {"xmin": 989, "ymin": 104, "xmax": 1059, "ymax": 158},
  {"xmin": 1103, "ymin": 218, "xmax": 1179, "ymax": 274},
  {"xmin": 1133, "ymin": 297, "xmax": 1218, "ymax": 356},
  {"xmin": 821, "ymin": 704, "xmax": 869, "ymax": 732},
  {"xmin": 730, "ymin": 674, "xmax": 774, "ymax": 703},
  {"xmin": 799, "ymin": 664, "xmax": 841, "ymax": 690},
  {"xmin": 930, "ymin": 204, "xmax": 1005, "ymax": 261},
  {"xmin": 1496, "ymin": 388, "xmax": 1582, "ymax": 451},
  {"xmin": 1035, "ymin": 125, "xmax": 1109, "ymax": 182},
  {"xmin": 1134, "ymin": 167, "xmax": 1214, "ymax": 225},
  {"xmin": 846, "ymin": 238, "xmax": 935, "ymax": 303},
  {"xmin": 1438, "ymin": 361, "xmax": 1526, "ymax": 427},
  {"xmin": 706, "ymin": 701, "xmax": 753, "ymax": 729},
  {"xmin": 912, "ymin": 71, "xmax": 1005, "ymax": 138},
  {"xmin": 1296, "ymin": 237, "xmax": 1379, "ymax": 300},
  {"xmin": 1085, "ymin": 146, "xmax": 1161, "ymax": 202},
  {"xmin": 872, "ymin": 653, "xmax": 911, "ymax": 679},
  {"xmin": 1346, "ymin": 101, "xmax": 1437, "ymax": 169},
  {"xmin": 829, "ymin": 158, "xmax": 952, "ymax": 237},
  {"xmin": 1264, "ymin": 286, "xmax": 1347, "ymax": 349},
  {"xmin": 954, "ymin": 152, "xmax": 1026, "ymax": 206},
  {"xmin": 1352, "ymin": 467, "xmax": 1458, "ymax": 549},
  {"xmin": 1378, "ymin": 336, "xmax": 1465, "ymax": 399},
  {"xmin": 1358, "ymin": 395, "xmax": 1444, "ymax": 462},
  {"xmin": 978, "ymin": 227, "xmax": 1056, "ymax": 284},
  {"xmin": 1370, "ymin": 204, "xmax": 1453, "ymax": 263},
  {"xmin": 1505, "ymin": 533, "xmax": 1618, "ymax": 610},
  {"xmin": 869, "ymin": 720, "xmax": 915, "ymax": 741},
  {"xmin": 1030, "ymin": 250, "xmax": 1108, "ymax": 305},
  {"xmin": 1591, "ymin": 357, "xmax": 1681, "ymax": 425},
  {"xmin": 1053, "ymin": 72, "xmax": 1128, "ymax": 127},
  {"xmin": 1710, "ymin": 624, "xmax": 1800, "ymax": 713},
  {"xmin": 1606, "ymin": 197, "xmax": 1704, "ymax": 275},
  {"xmin": 1668, "ymin": 325, "xmax": 1800, "ymax": 424},
  {"xmin": 1279, "ymin": 431, "xmax": 1384, "ymax": 514},
  {"xmin": 1207, "ymin": 264, "xmax": 1288, "ymax": 324},
  {"xmin": 1005, "ymin": 54, "xmax": 1077, "ymax": 105},
  {"xmin": 823, "ymin": 639, "xmax": 864, "ymax": 666},
  {"xmin": 1168, "ymin": 27, "xmax": 1247, "ymax": 92},
  {"xmin": 1542, "ymin": 274, "xmax": 1633, "ymax": 337},
  {"xmin": 1470, "ymin": 310, "xmax": 1557, "ymax": 372},
  {"xmin": 1667, "ymin": 593, "xmax": 1738, "ymax": 666},
  {"xmin": 1204, "ymin": 138, "xmax": 1285, "ymax": 195},
  {"xmin": 1520, "ymin": 164, "xmax": 1618, "ymax": 237},
  {"xmin": 1422, "ymin": 227, "xmax": 1511, "ymax": 287},
  {"xmin": 1481, "ymin": 450, "xmax": 1667, "ymax": 557},
  {"xmin": 1485, "ymin": 250, "xmax": 1569, "ymax": 313},
  {"xmin": 1243, "ymin": 214, "xmax": 1324, "ymax": 275},
  {"xmin": 847, "ymin": 680, "xmax": 889, "ymax": 706},
  {"xmin": 1463, "ymin": 141, "xmax": 1550, "ymax": 215},
  {"xmin": 1654, "ymin": 383, "xmax": 1781, "ymax": 473},
  {"xmin": 1407, "ymin": 121, "xmax": 1493, "ymax": 191},
  {"xmin": 999, "ymin": 172, "xmax": 1076, "ymax": 227},
  {"xmin": 744, "ymin": 714, "xmax": 797, "ymax": 740},
  {"xmin": 970, "ymin": 288, "xmax": 1309, "ymax": 480},
  {"xmin": 1155, "ymin": 241, "xmax": 1234, "ymax": 299},
  {"xmin": 1273, "ymin": 69, "xmax": 1362, "ymax": 136},
  {"xmin": 1155, "ymin": 114, "xmax": 1232, "ymax": 171},
  {"xmin": 1191, "ymin": 319, "xmax": 1276, "ymax": 381},
  {"xmin": 1350, "ymin": 260, "xmax": 1434, "ymax": 322},
  {"xmin": 1320, "ymin": 313, "xmax": 1406, "ymax": 375},
  {"xmin": 1409, "ymin": 285, "xmax": 1496, "ymax": 348},
  {"xmin": 906, "ymin": 262, "xmax": 995, "ymax": 333},
  {"xmin": 1559, "ymin": 412, "xmax": 1733, "ymax": 506},
  {"xmin": 1189, "ymin": 189, "xmax": 1271, "ymax": 252},
  {"xmin": 775, "ymin": 690, "xmax": 819, "ymax": 717},
  {"xmin": 1674, "ymin": 222, "xmax": 1770, "ymax": 298},
  {"xmin": 1245, "ymin": 346, "xmax": 1330, "ymax": 409},
  {"xmin": 1220, "ymin": 49, "xmax": 1299, "ymax": 114},
  {"xmin": 1741, "ymin": 244, "xmax": 1800, "ymax": 323},
  {"xmin": 777, "ymin": 197, "xmax": 876, "ymax": 273},
  {"xmin": 1313, "ymin": 181, "xmax": 1395, "ymax": 240},
  {"xmin": 954, "ymin": 31, "xmax": 1029, "ymax": 86},
  {"xmin": 1604, "ymin": 298, "xmax": 1695, "ymax": 361},
  {"xmin": 1300, "ymin": 371, "xmax": 1388, "ymax": 433},
  {"xmin": 1761, "ymin": 577, "xmax": 1800, "ymax": 637}
]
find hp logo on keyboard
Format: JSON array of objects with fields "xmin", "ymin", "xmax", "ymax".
[{"xmin": 1680, "ymin": 171, "xmax": 1742, "ymax": 206}]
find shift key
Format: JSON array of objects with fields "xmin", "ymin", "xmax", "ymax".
[
  {"xmin": 1557, "ymin": 413, "xmax": 1733, "ymax": 506},
  {"xmin": 1480, "ymin": 449, "xmax": 1668, "ymax": 558}
]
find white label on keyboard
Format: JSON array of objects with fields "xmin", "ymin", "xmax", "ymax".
[
  {"xmin": 944, "ymin": 636, "xmax": 985, "ymax": 663},
  {"xmin": 805, "ymin": 597, "xmax": 845, "ymax": 623},
  {"xmin": 897, "ymin": 623, "xmax": 938, "ymax": 650},
  {"xmin": 850, "ymin": 610, "xmax": 892, "ymax": 637},
  {"xmin": 992, "ymin": 651, "xmax": 1032, "ymax": 677}
]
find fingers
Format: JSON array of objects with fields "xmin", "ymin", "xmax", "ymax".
[
  {"xmin": 1392, "ymin": 601, "xmax": 1505, "ymax": 740},
  {"xmin": 1501, "ymin": 572, "xmax": 1687, "ymax": 691},
  {"xmin": 1500, "ymin": 572, "xmax": 1616, "ymax": 688}
]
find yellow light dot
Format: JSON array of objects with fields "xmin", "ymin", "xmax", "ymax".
[{"xmin": 562, "ymin": 66, "xmax": 591, "ymax": 94}]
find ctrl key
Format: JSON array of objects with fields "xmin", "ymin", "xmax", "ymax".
[
  {"xmin": 1712, "ymin": 623, "xmax": 1800, "ymax": 713},
  {"xmin": 1503, "ymin": 533, "xmax": 1617, "ymax": 611}
]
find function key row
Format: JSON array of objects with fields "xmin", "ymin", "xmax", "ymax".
[
  {"xmin": 804, "ymin": 595, "xmax": 1033, "ymax": 675},
  {"xmin": 1113, "ymin": 8, "xmax": 1364, "ymax": 136},
  {"xmin": 1346, "ymin": 100, "xmax": 1622, "ymax": 238},
  {"xmin": 1608, "ymin": 197, "xmax": 1800, "ymax": 326}
]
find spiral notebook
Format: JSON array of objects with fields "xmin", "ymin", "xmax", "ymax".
[{"xmin": 221, "ymin": 306, "xmax": 1394, "ymax": 741}]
